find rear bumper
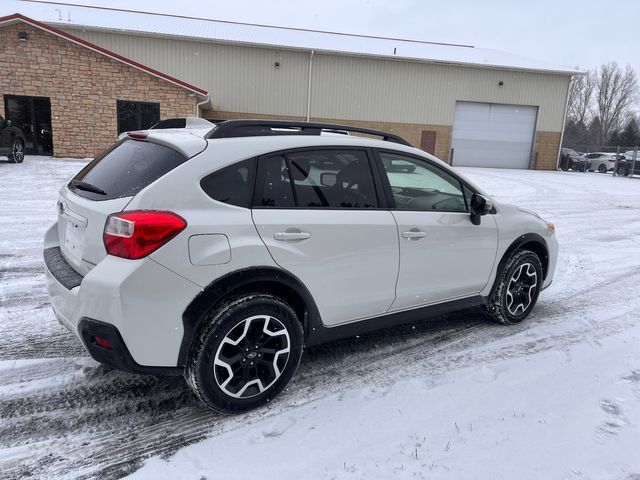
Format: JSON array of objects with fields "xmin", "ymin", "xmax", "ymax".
[
  {"xmin": 43, "ymin": 222, "xmax": 202, "ymax": 369},
  {"xmin": 78, "ymin": 318, "xmax": 182, "ymax": 375}
]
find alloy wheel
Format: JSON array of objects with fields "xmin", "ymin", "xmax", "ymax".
[
  {"xmin": 505, "ymin": 262, "xmax": 538, "ymax": 316},
  {"xmin": 12, "ymin": 141, "xmax": 24, "ymax": 163},
  {"xmin": 213, "ymin": 315, "xmax": 291, "ymax": 399}
]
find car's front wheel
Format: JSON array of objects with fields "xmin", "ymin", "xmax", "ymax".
[
  {"xmin": 616, "ymin": 164, "xmax": 629, "ymax": 177},
  {"xmin": 8, "ymin": 139, "xmax": 24, "ymax": 163},
  {"xmin": 186, "ymin": 294, "xmax": 303, "ymax": 414},
  {"xmin": 487, "ymin": 250, "xmax": 543, "ymax": 325}
]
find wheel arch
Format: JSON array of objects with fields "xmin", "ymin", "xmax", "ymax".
[
  {"xmin": 491, "ymin": 233, "xmax": 549, "ymax": 296},
  {"xmin": 178, "ymin": 266, "xmax": 321, "ymax": 366}
]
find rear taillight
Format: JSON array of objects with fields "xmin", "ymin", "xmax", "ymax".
[{"xmin": 104, "ymin": 211, "xmax": 186, "ymax": 260}]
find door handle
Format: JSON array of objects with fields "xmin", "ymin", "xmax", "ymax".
[
  {"xmin": 274, "ymin": 231, "xmax": 312, "ymax": 241},
  {"xmin": 402, "ymin": 230, "xmax": 427, "ymax": 239}
]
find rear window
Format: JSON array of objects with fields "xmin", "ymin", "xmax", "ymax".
[{"xmin": 69, "ymin": 140, "xmax": 188, "ymax": 200}]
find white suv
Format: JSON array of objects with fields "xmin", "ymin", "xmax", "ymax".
[{"xmin": 44, "ymin": 120, "xmax": 558, "ymax": 413}]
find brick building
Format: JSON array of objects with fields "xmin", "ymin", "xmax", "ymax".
[
  {"xmin": 0, "ymin": 3, "xmax": 579, "ymax": 169},
  {"xmin": 0, "ymin": 14, "xmax": 205, "ymax": 158}
]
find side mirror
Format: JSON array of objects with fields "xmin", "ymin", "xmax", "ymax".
[
  {"xmin": 470, "ymin": 193, "xmax": 493, "ymax": 225},
  {"xmin": 320, "ymin": 172, "xmax": 337, "ymax": 187}
]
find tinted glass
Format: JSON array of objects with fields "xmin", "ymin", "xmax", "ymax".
[
  {"xmin": 140, "ymin": 103, "xmax": 160, "ymax": 130},
  {"xmin": 379, "ymin": 152, "xmax": 467, "ymax": 212},
  {"xmin": 253, "ymin": 155, "xmax": 296, "ymax": 208},
  {"xmin": 200, "ymin": 159, "xmax": 256, "ymax": 208},
  {"xmin": 117, "ymin": 101, "xmax": 138, "ymax": 134},
  {"xmin": 117, "ymin": 101, "xmax": 160, "ymax": 134},
  {"xmin": 284, "ymin": 150, "xmax": 378, "ymax": 208},
  {"xmin": 69, "ymin": 139, "xmax": 188, "ymax": 200}
]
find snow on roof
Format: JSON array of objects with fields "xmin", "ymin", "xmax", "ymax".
[{"xmin": 2, "ymin": 0, "xmax": 580, "ymax": 75}]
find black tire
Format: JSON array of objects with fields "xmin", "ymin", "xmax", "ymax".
[
  {"xmin": 487, "ymin": 250, "xmax": 543, "ymax": 325},
  {"xmin": 617, "ymin": 165, "xmax": 629, "ymax": 177},
  {"xmin": 598, "ymin": 164, "xmax": 607, "ymax": 173},
  {"xmin": 8, "ymin": 139, "xmax": 24, "ymax": 163},
  {"xmin": 186, "ymin": 294, "xmax": 303, "ymax": 414}
]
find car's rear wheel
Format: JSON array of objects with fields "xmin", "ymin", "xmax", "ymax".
[
  {"xmin": 598, "ymin": 164, "xmax": 607, "ymax": 173},
  {"xmin": 616, "ymin": 164, "xmax": 629, "ymax": 177},
  {"xmin": 8, "ymin": 139, "xmax": 24, "ymax": 163},
  {"xmin": 487, "ymin": 250, "xmax": 543, "ymax": 325},
  {"xmin": 186, "ymin": 294, "xmax": 303, "ymax": 414}
]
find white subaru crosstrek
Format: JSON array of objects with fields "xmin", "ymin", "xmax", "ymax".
[{"xmin": 44, "ymin": 120, "xmax": 558, "ymax": 413}]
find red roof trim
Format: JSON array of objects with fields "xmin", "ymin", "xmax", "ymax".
[{"xmin": 0, "ymin": 13, "xmax": 208, "ymax": 96}]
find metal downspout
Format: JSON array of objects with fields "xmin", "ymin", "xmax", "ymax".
[
  {"xmin": 306, "ymin": 50, "xmax": 314, "ymax": 122},
  {"xmin": 195, "ymin": 93, "xmax": 210, "ymax": 117}
]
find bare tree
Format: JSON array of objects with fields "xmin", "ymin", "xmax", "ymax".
[
  {"xmin": 567, "ymin": 69, "xmax": 595, "ymax": 125},
  {"xmin": 594, "ymin": 62, "xmax": 638, "ymax": 145}
]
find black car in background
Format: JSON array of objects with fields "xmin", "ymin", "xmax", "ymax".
[
  {"xmin": 560, "ymin": 148, "xmax": 588, "ymax": 171},
  {"xmin": 0, "ymin": 115, "xmax": 26, "ymax": 163},
  {"xmin": 614, "ymin": 155, "xmax": 640, "ymax": 177}
]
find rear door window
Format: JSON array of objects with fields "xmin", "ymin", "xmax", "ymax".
[
  {"xmin": 69, "ymin": 139, "xmax": 188, "ymax": 201},
  {"xmin": 253, "ymin": 149, "xmax": 379, "ymax": 209}
]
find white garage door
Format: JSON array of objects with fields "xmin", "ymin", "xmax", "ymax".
[{"xmin": 451, "ymin": 102, "xmax": 538, "ymax": 169}]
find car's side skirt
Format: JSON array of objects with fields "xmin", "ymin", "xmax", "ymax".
[{"xmin": 305, "ymin": 295, "xmax": 487, "ymax": 346}]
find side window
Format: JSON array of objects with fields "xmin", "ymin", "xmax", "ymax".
[
  {"xmin": 254, "ymin": 149, "xmax": 379, "ymax": 209},
  {"xmin": 253, "ymin": 155, "xmax": 296, "ymax": 208},
  {"xmin": 200, "ymin": 158, "xmax": 256, "ymax": 208},
  {"xmin": 379, "ymin": 152, "xmax": 468, "ymax": 212}
]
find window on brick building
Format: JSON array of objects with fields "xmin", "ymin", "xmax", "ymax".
[{"xmin": 116, "ymin": 100, "xmax": 160, "ymax": 134}]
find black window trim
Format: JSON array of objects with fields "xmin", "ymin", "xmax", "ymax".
[
  {"xmin": 251, "ymin": 146, "xmax": 388, "ymax": 211},
  {"xmin": 372, "ymin": 148, "xmax": 478, "ymax": 214}
]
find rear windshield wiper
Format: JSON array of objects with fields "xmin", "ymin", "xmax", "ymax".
[{"xmin": 69, "ymin": 179, "xmax": 107, "ymax": 196}]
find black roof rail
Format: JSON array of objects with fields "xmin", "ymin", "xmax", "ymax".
[{"xmin": 205, "ymin": 120, "xmax": 411, "ymax": 146}]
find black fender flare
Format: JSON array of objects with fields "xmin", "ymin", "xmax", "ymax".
[
  {"xmin": 178, "ymin": 266, "xmax": 321, "ymax": 366},
  {"xmin": 490, "ymin": 233, "xmax": 549, "ymax": 297}
]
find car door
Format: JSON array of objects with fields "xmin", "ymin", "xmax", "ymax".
[
  {"xmin": 251, "ymin": 148, "xmax": 399, "ymax": 326},
  {"xmin": 375, "ymin": 150, "xmax": 498, "ymax": 311}
]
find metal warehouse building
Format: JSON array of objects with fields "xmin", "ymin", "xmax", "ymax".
[{"xmin": 0, "ymin": 1, "xmax": 578, "ymax": 169}]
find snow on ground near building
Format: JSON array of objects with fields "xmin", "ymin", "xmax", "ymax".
[{"xmin": 0, "ymin": 157, "xmax": 639, "ymax": 479}]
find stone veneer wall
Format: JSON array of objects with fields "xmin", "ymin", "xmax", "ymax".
[{"xmin": 0, "ymin": 22, "xmax": 197, "ymax": 158}]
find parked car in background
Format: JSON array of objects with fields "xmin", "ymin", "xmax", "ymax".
[
  {"xmin": 614, "ymin": 155, "xmax": 640, "ymax": 177},
  {"xmin": 560, "ymin": 148, "xmax": 587, "ymax": 171},
  {"xmin": 584, "ymin": 152, "xmax": 620, "ymax": 173},
  {"xmin": 0, "ymin": 115, "xmax": 26, "ymax": 163},
  {"xmin": 43, "ymin": 119, "xmax": 558, "ymax": 413}
]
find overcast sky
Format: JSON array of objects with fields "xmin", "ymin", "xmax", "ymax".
[{"xmin": 15, "ymin": 0, "xmax": 640, "ymax": 74}]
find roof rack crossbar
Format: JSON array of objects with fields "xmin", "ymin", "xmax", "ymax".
[{"xmin": 205, "ymin": 120, "xmax": 411, "ymax": 146}]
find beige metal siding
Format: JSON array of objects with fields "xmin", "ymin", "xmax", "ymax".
[
  {"xmin": 65, "ymin": 28, "xmax": 570, "ymax": 132},
  {"xmin": 67, "ymin": 29, "xmax": 310, "ymax": 116},
  {"xmin": 311, "ymin": 53, "xmax": 570, "ymax": 131}
]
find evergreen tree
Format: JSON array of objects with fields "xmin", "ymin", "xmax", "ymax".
[{"xmin": 618, "ymin": 119, "xmax": 640, "ymax": 148}]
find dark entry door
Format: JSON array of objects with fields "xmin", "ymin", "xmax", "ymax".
[{"xmin": 4, "ymin": 95, "xmax": 53, "ymax": 155}]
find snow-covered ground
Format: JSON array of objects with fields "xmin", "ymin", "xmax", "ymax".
[{"xmin": 1, "ymin": 157, "xmax": 639, "ymax": 480}]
